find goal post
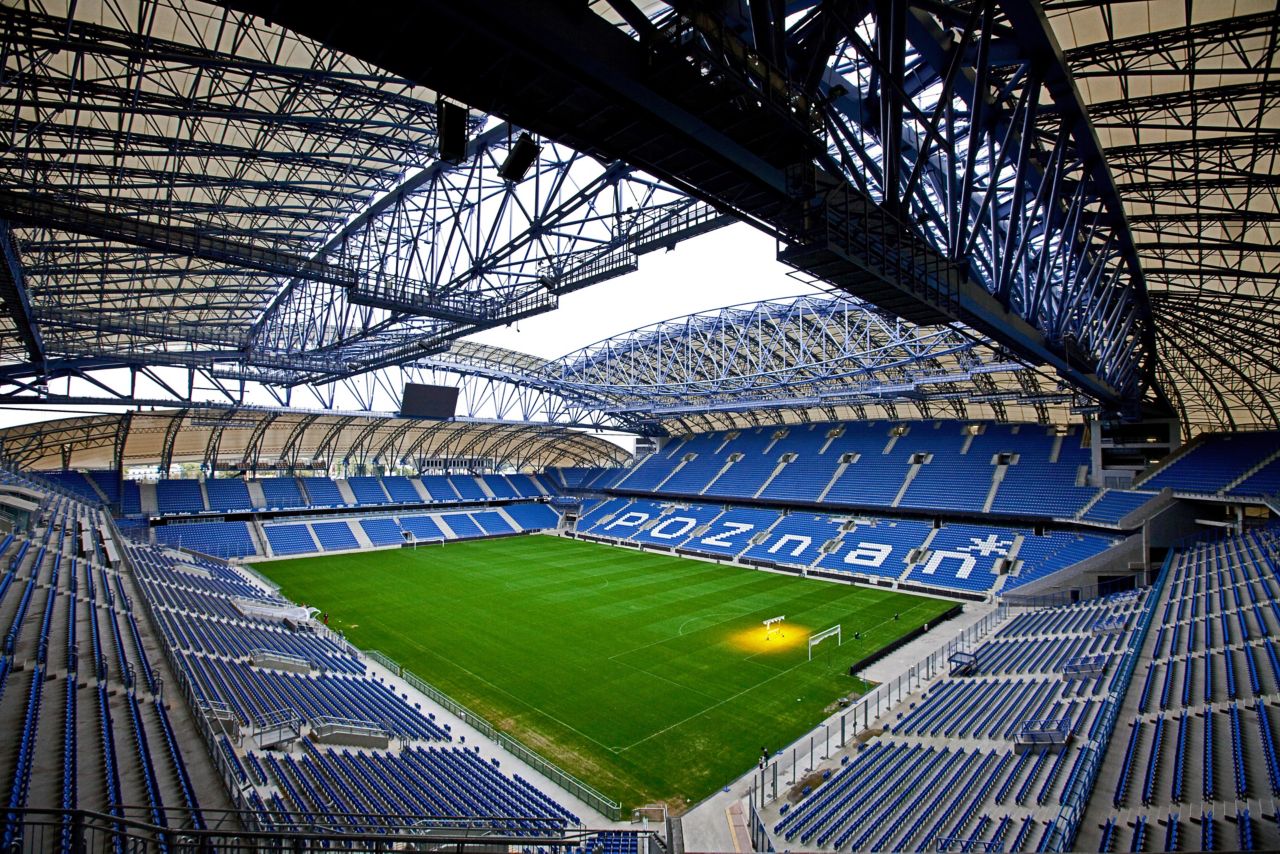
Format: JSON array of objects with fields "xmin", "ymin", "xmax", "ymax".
[{"xmin": 808, "ymin": 625, "xmax": 842, "ymax": 660}]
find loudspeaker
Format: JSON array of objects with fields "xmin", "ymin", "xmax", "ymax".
[
  {"xmin": 498, "ymin": 132, "xmax": 541, "ymax": 182},
  {"xmin": 438, "ymin": 99, "xmax": 468, "ymax": 163}
]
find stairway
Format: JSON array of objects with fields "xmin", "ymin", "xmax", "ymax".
[
  {"xmin": 245, "ymin": 479, "xmax": 268, "ymax": 509},
  {"xmin": 333, "ymin": 479, "xmax": 358, "ymax": 505},
  {"xmin": 816, "ymin": 462, "xmax": 849, "ymax": 502},
  {"xmin": 983, "ymin": 464, "xmax": 1008, "ymax": 514},
  {"xmin": 891, "ymin": 464, "xmax": 921, "ymax": 508},
  {"xmin": 701, "ymin": 455, "xmax": 740, "ymax": 495},
  {"xmin": 753, "ymin": 456, "xmax": 793, "ymax": 498},
  {"xmin": 347, "ymin": 520, "xmax": 373, "ymax": 549}
]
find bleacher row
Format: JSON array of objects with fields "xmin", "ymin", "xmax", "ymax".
[
  {"xmin": 558, "ymin": 425, "xmax": 1280, "ymax": 528},
  {"xmin": 596, "ymin": 420, "xmax": 1106, "ymax": 518},
  {"xmin": 1139, "ymin": 431, "xmax": 1280, "ymax": 498},
  {"xmin": 0, "ymin": 484, "xmax": 212, "ymax": 845},
  {"xmin": 39, "ymin": 470, "xmax": 555, "ymax": 516},
  {"xmin": 262, "ymin": 503, "xmax": 560, "ymax": 556},
  {"xmin": 145, "ymin": 503, "xmax": 562, "ymax": 560},
  {"xmin": 1082, "ymin": 524, "xmax": 1280, "ymax": 851},
  {"xmin": 122, "ymin": 536, "xmax": 599, "ymax": 837},
  {"xmin": 574, "ymin": 497, "xmax": 1117, "ymax": 595},
  {"xmin": 0, "ymin": 472, "xmax": 645, "ymax": 846},
  {"xmin": 765, "ymin": 591, "xmax": 1151, "ymax": 851}
]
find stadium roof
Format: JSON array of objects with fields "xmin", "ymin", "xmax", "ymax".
[
  {"xmin": 0, "ymin": 409, "xmax": 630, "ymax": 472},
  {"xmin": 0, "ymin": 0, "xmax": 1275, "ymax": 438},
  {"xmin": 1042, "ymin": 0, "xmax": 1280, "ymax": 432}
]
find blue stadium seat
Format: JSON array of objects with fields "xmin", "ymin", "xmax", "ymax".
[
  {"xmin": 300, "ymin": 478, "xmax": 346, "ymax": 507},
  {"xmin": 258, "ymin": 477, "xmax": 307, "ymax": 509},
  {"xmin": 205, "ymin": 478, "xmax": 253, "ymax": 512},
  {"xmin": 381, "ymin": 476, "xmax": 422, "ymax": 503},
  {"xmin": 311, "ymin": 522, "xmax": 359, "ymax": 551},
  {"xmin": 345, "ymin": 477, "xmax": 390, "ymax": 505},
  {"xmin": 154, "ymin": 521, "xmax": 255, "ymax": 558},
  {"xmin": 359, "ymin": 517, "xmax": 404, "ymax": 546},
  {"xmin": 399, "ymin": 515, "xmax": 447, "ymax": 541},
  {"xmin": 264, "ymin": 524, "xmax": 318, "ymax": 556},
  {"xmin": 504, "ymin": 503, "xmax": 560, "ymax": 531},
  {"xmin": 155, "ymin": 479, "xmax": 206, "ymax": 514},
  {"xmin": 440, "ymin": 513, "xmax": 482, "ymax": 538}
]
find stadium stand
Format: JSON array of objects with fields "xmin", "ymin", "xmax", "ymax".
[
  {"xmin": 1078, "ymin": 489, "xmax": 1158, "ymax": 525},
  {"xmin": 154, "ymin": 521, "xmax": 256, "ymax": 558},
  {"xmin": 300, "ymin": 477, "xmax": 346, "ymax": 507},
  {"xmin": 471, "ymin": 510, "xmax": 515, "ymax": 535},
  {"xmin": 628, "ymin": 503, "xmax": 723, "ymax": 547},
  {"xmin": 155, "ymin": 479, "xmax": 206, "ymax": 515},
  {"xmin": 1075, "ymin": 524, "xmax": 1280, "ymax": 850},
  {"xmin": 740, "ymin": 512, "xmax": 842, "ymax": 568},
  {"xmin": 575, "ymin": 499, "xmax": 1117, "ymax": 597},
  {"xmin": 0, "ymin": 488, "xmax": 217, "ymax": 841},
  {"xmin": 381, "ymin": 475, "xmax": 423, "ymax": 503},
  {"xmin": 480, "ymin": 474, "xmax": 521, "ymax": 499},
  {"xmin": 264, "ymin": 524, "xmax": 319, "ymax": 556},
  {"xmin": 440, "ymin": 512, "xmax": 483, "ymax": 539},
  {"xmin": 347, "ymin": 476, "xmax": 391, "ymax": 505},
  {"xmin": 608, "ymin": 420, "xmax": 1114, "ymax": 521},
  {"xmin": 258, "ymin": 476, "xmax": 308, "ymax": 509},
  {"xmin": 765, "ymin": 589, "xmax": 1153, "ymax": 852},
  {"xmin": 1234, "ymin": 457, "xmax": 1280, "ymax": 497},
  {"xmin": 419, "ymin": 475, "xmax": 461, "ymax": 501},
  {"xmin": 87, "ymin": 470, "xmax": 122, "ymax": 504},
  {"xmin": 507, "ymin": 473, "xmax": 547, "ymax": 498},
  {"xmin": 681, "ymin": 507, "xmax": 781, "ymax": 557},
  {"xmin": 817, "ymin": 517, "xmax": 934, "ymax": 581},
  {"xmin": 359, "ymin": 517, "xmax": 405, "ymax": 546},
  {"xmin": 1139, "ymin": 431, "xmax": 1280, "ymax": 495},
  {"xmin": 120, "ymin": 480, "xmax": 142, "ymax": 515},
  {"xmin": 399, "ymin": 514, "xmax": 448, "ymax": 541},
  {"xmin": 505, "ymin": 503, "xmax": 561, "ymax": 531},
  {"xmin": 114, "ymin": 527, "xmax": 587, "ymax": 837},
  {"xmin": 311, "ymin": 521, "xmax": 360, "ymax": 551},
  {"xmin": 448, "ymin": 475, "xmax": 488, "ymax": 501},
  {"xmin": 204, "ymin": 478, "xmax": 254, "ymax": 512},
  {"xmin": 39, "ymin": 470, "xmax": 102, "ymax": 503}
]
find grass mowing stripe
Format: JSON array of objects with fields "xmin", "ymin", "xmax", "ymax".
[{"xmin": 256, "ymin": 534, "xmax": 955, "ymax": 812}]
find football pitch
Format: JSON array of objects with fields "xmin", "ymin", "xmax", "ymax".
[{"xmin": 255, "ymin": 535, "xmax": 955, "ymax": 811}]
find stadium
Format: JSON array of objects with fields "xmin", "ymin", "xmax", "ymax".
[{"xmin": 0, "ymin": 0, "xmax": 1276, "ymax": 851}]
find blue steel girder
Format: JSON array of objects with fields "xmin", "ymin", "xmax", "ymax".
[
  {"xmin": 218, "ymin": 0, "xmax": 1159, "ymax": 417},
  {"xmin": 790, "ymin": 0, "xmax": 1155, "ymax": 394},
  {"xmin": 245, "ymin": 127, "xmax": 726, "ymax": 383},
  {"xmin": 7, "ymin": 3, "xmax": 712, "ymax": 384},
  {"xmin": 540, "ymin": 293, "xmax": 1043, "ymax": 419}
]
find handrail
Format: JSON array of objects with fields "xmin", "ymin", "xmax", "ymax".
[{"xmin": 1046, "ymin": 549, "xmax": 1175, "ymax": 851}]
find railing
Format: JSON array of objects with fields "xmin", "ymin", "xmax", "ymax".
[
  {"xmin": 248, "ymin": 648, "xmax": 312, "ymax": 671},
  {"xmin": 311, "ymin": 715, "xmax": 389, "ymax": 741},
  {"xmin": 363, "ymin": 648, "xmax": 622, "ymax": 820},
  {"xmin": 1046, "ymin": 549, "xmax": 1175, "ymax": 852},
  {"xmin": 235, "ymin": 561, "xmax": 282, "ymax": 591},
  {"xmin": 0, "ymin": 807, "xmax": 652, "ymax": 852}
]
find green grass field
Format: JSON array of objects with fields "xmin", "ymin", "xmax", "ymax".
[{"xmin": 255, "ymin": 535, "xmax": 953, "ymax": 812}]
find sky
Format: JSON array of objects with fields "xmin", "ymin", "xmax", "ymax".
[
  {"xmin": 0, "ymin": 222, "xmax": 816, "ymax": 430},
  {"xmin": 469, "ymin": 222, "xmax": 818, "ymax": 359}
]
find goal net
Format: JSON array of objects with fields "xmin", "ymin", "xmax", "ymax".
[{"xmin": 808, "ymin": 625, "xmax": 842, "ymax": 660}]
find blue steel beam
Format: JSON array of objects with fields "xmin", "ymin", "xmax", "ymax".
[
  {"xmin": 1, "ymin": 3, "xmax": 724, "ymax": 385},
  {"xmin": 218, "ymin": 0, "xmax": 1158, "ymax": 416}
]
